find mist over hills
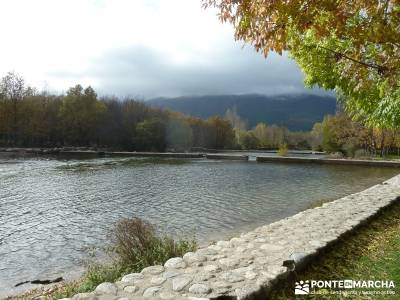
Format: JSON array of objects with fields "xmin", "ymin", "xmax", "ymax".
[{"xmin": 148, "ymin": 94, "xmax": 337, "ymax": 131}]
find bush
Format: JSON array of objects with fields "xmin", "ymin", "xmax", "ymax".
[
  {"xmin": 52, "ymin": 264, "xmax": 124, "ymax": 298},
  {"xmin": 110, "ymin": 217, "xmax": 196, "ymax": 272},
  {"xmin": 354, "ymin": 149, "xmax": 370, "ymax": 159},
  {"xmin": 342, "ymin": 142, "xmax": 357, "ymax": 157},
  {"xmin": 53, "ymin": 217, "xmax": 197, "ymax": 299},
  {"xmin": 277, "ymin": 143, "xmax": 288, "ymax": 156},
  {"xmin": 238, "ymin": 131, "xmax": 260, "ymax": 150},
  {"xmin": 327, "ymin": 152, "xmax": 344, "ymax": 159}
]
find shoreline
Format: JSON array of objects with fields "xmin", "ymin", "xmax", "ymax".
[
  {"xmin": 2, "ymin": 148, "xmax": 400, "ymax": 167},
  {"xmin": 3, "ymin": 217, "xmax": 285, "ymax": 299},
  {"xmin": 2, "ymin": 153, "xmax": 400, "ymax": 299},
  {"xmin": 61, "ymin": 174, "xmax": 400, "ymax": 299},
  {"xmin": 5, "ymin": 173, "xmax": 400, "ymax": 299}
]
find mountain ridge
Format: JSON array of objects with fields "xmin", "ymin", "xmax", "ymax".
[{"xmin": 148, "ymin": 94, "xmax": 337, "ymax": 131}]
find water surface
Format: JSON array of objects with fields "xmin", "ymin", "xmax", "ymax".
[{"xmin": 0, "ymin": 156, "xmax": 398, "ymax": 297}]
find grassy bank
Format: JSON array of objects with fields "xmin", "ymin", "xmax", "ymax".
[
  {"xmin": 270, "ymin": 200, "xmax": 400, "ymax": 299},
  {"xmin": 8, "ymin": 217, "xmax": 196, "ymax": 300}
]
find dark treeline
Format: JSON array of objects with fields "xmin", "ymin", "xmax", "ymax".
[
  {"xmin": 3, "ymin": 72, "xmax": 398, "ymax": 156},
  {"xmin": 0, "ymin": 72, "xmax": 236, "ymax": 151}
]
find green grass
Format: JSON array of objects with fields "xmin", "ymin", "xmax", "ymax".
[
  {"xmin": 50, "ymin": 264, "xmax": 125, "ymax": 299},
  {"xmin": 270, "ymin": 201, "xmax": 400, "ymax": 299}
]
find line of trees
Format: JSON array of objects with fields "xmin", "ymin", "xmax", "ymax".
[
  {"xmin": 2, "ymin": 72, "xmax": 399, "ymax": 156},
  {"xmin": 225, "ymin": 107, "xmax": 314, "ymax": 150},
  {"xmin": 312, "ymin": 113, "xmax": 400, "ymax": 157},
  {"xmin": 225, "ymin": 107, "xmax": 400, "ymax": 157},
  {"xmin": 0, "ymin": 72, "xmax": 236, "ymax": 151}
]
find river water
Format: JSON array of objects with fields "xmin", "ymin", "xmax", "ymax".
[{"xmin": 0, "ymin": 155, "xmax": 398, "ymax": 297}]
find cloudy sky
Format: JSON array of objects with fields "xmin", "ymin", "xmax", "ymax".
[{"xmin": 0, "ymin": 0, "xmax": 328, "ymax": 99}]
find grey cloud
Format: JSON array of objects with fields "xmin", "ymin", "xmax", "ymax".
[{"xmin": 48, "ymin": 43, "xmax": 331, "ymax": 99}]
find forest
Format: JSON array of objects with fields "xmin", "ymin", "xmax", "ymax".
[
  {"xmin": 0, "ymin": 72, "xmax": 236, "ymax": 151},
  {"xmin": 1, "ymin": 71, "xmax": 399, "ymax": 156}
]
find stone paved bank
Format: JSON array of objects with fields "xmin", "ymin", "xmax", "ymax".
[{"xmin": 65, "ymin": 174, "xmax": 400, "ymax": 300}]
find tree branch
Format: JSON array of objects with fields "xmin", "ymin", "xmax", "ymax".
[{"xmin": 317, "ymin": 45, "xmax": 386, "ymax": 72}]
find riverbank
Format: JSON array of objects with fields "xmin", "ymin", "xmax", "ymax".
[
  {"xmin": 10, "ymin": 197, "xmax": 400, "ymax": 300},
  {"xmin": 3, "ymin": 148, "xmax": 400, "ymax": 168},
  {"xmin": 15, "ymin": 173, "xmax": 398, "ymax": 300},
  {"xmin": 2, "ymin": 155, "xmax": 400, "ymax": 299},
  {"xmin": 257, "ymin": 156, "xmax": 400, "ymax": 168}
]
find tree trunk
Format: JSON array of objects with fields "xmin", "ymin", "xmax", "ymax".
[{"xmin": 12, "ymin": 98, "xmax": 17, "ymax": 145}]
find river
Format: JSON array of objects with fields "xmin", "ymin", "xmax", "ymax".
[{"xmin": 0, "ymin": 155, "xmax": 398, "ymax": 297}]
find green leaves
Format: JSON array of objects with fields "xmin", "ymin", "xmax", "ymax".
[
  {"xmin": 204, "ymin": 0, "xmax": 400, "ymax": 128},
  {"xmin": 60, "ymin": 85, "xmax": 105, "ymax": 145}
]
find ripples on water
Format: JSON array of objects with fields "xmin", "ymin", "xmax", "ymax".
[{"xmin": 0, "ymin": 156, "xmax": 398, "ymax": 296}]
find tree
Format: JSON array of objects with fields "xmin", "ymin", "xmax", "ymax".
[
  {"xmin": 18, "ymin": 96, "xmax": 50, "ymax": 146},
  {"xmin": 265, "ymin": 125, "xmax": 287, "ymax": 148},
  {"xmin": 286, "ymin": 131, "xmax": 311, "ymax": 150},
  {"xmin": 310, "ymin": 123, "xmax": 323, "ymax": 151},
  {"xmin": 320, "ymin": 113, "xmax": 373, "ymax": 156},
  {"xmin": 121, "ymin": 99, "xmax": 150, "ymax": 145},
  {"xmin": 166, "ymin": 117, "xmax": 193, "ymax": 151},
  {"xmin": 188, "ymin": 117, "xmax": 211, "ymax": 149},
  {"xmin": 252, "ymin": 122, "xmax": 269, "ymax": 147},
  {"xmin": 0, "ymin": 72, "xmax": 29, "ymax": 143},
  {"xmin": 204, "ymin": 0, "xmax": 400, "ymax": 127},
  {"xmin": 207, "ymin": 116, "xmax": 235, "ymax": 149},
  {"xmin": 60, "ymin": 85, "xmax": 105, "ymax": 145},
  {"xmin": 238, "ymin": 131, "xmax": 260, "ymax": 149},
  {"xmin": 321, "ymin": 115, "xmax": 342, "ymax": 153},
  {"xmin": 225, "ymin": 106, "xmax": 247, "ymax": 145},
  {"xmin": 134, "ymin": 119, "xmax": 167, "ymax": 151}
]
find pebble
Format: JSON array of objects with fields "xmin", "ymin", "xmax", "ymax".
[
  {"xmin": 188, "ymin": 283, "xmax": 211, "ymax": 295},
  {"xmin": 95, "ymin": 282, "xmax": 118, "ymax": 295},
  {"xmin": 164, "ymin": 257, "xmax": 186, "ymax": 269},
  {"xmin": 172, "ymin": 275, "xmax": 193, "ymax": 291},
  {"xmin": 143, "ymin": 286, "xmax": 161, "ymax": 298}
]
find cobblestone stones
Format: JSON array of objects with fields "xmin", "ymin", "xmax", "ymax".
[{"xmin": 66, "ymin": 174, "xmax": 400, "ymax": 300}]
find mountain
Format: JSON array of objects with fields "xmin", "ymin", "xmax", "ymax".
[{"xmin": 148, "ymin": 94, "xmax": 337, "ymax": 131}]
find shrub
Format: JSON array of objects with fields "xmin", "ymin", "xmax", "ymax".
[
  {"xmin": 327, "ymin": 152, "xmax": 344, "ymax": 159},
  {"xmin": 53, "ymin": 217, "xmax": 197, "ymax": 299},
  {"xmin": 52, "ymin": 264, "xmax": 124, "ymax": 299},
  {"xmin": 110, "ymin": 217, "xmax": 196, "ymax": 271},
  {"xmin": 342, "ymin": 142, "xmax": 357, "ymax": 157},
  {"xmin": 277, "ymin": 143, "xmax": 288, "ymax": 156},
  {"xmin": 238, "ymin": 131, "xmax": 260, "ymax": 150},
  {"xmin": 354, "ymin": 149, "xmax": 370, "ymax": 159}
]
